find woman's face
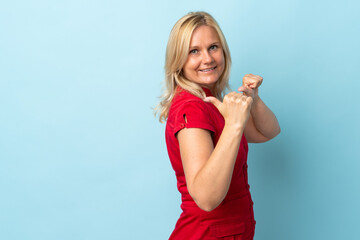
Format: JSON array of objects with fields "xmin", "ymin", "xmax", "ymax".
[{"xmin": 182, "ymin": 25, "xmax": 225, "ymax": 90}]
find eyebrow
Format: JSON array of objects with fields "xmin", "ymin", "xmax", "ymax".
[{"xmin": 189, "ymin": 42, "xmax": 221, "ymax": 49}]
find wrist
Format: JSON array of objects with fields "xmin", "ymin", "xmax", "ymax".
[
  {"xmin": 251, "ymin": 95, "xmax": 261, "ymax": 110},
  {"xmin": 223, "ymin": 122, "xmax": 245, "ymax": 137}
]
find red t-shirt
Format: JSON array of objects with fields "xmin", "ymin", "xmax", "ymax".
[{"xmin": 165, "ymin": 86, "xmax": 256, "ymax": 239}]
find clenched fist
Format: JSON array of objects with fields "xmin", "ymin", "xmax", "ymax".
[{"xmin": 238, "ymin": 74, "xmax": 263, "ymax": 100}]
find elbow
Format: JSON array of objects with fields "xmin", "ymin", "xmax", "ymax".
[
  {"xmin": 268, "ymin": 126, "xmax": 281, "ymax": 140},
  {"xmin": 274, "ymin": 126, "xmax": 281, "ymax": 137},
  {"xmin": 193, "ymin": 196, "xmax": 221, "ymax": 212},
  {"xmin": 197, "ymin": 201, "xmax": 218, "ymax": 212},
  {"xmin": 276, "ymin": 126, "xmax": 281, "ymax": 136},
  {"xmin": 202, "ymin": 207, "xmax": 216, "ymax": 212},
  {"xmin": 188, "ymin": 182, "xmax": 223, "ymax": 212}
]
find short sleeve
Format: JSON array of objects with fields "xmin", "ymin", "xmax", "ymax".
[{"xmin": 173, "ymin": 100, "xmax": 216, "ymax": 136}]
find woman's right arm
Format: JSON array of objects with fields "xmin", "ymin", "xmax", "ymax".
[{"xmin": 177, "ymin": 92, "xmax": 253, "ymax": 212}]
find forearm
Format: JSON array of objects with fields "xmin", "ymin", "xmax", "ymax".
[
  {"xmin": 191, "ymin": 124, "xmax": 243, "ymax": 211},
  {"xmin": 250, "ymin": 96, "xmax": 280, "ymax": 139}
]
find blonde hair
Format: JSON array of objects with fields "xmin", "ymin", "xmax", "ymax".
[{"xmin": 155, "ymin": 11, "xmax": 231, "ymax": 123}]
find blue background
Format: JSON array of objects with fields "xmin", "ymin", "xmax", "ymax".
[{"xmin": 1, "ymin": 0, "xmax": 359, "ymax": 239}]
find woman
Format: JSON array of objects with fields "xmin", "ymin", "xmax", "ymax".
[{"xmin": 156, "ymin": 11, "xmax": 280, "ymax": 240}]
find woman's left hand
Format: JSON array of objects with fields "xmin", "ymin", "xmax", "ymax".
[{"xmin": 237, "ymin": 74, "xmax": 263, "ymax": 100}]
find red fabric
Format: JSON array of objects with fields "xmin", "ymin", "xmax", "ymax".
[{"xmin": 165, "ymin": 87, "xmax": 256, "ymax": 240}]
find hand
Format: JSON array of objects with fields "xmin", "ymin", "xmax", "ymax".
[
  {"xmin": 204, "ymin": 92, "xmax": 253, "ymax": 131},
  {"xmin": 237, "ymin": 74, "xmax": 263, "ymax": 100}
]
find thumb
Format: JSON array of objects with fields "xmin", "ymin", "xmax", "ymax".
[
  {"xmin": 204, "ymin": 96, "xmax": 222, "ymax": 109},
  {"xmin": 238, "ymin": 85, "xmax": 252, "ymax": 95},
  {"xmin": 238, "ymin": 86, "xmax": 248, "ymax": 92}
]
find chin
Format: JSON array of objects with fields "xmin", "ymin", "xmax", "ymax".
[{"xmin": 199, "ymin": 78, "xmax": 218, "ymax": 86}]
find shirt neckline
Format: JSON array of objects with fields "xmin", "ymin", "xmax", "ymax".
[
  {"xmin": 175, "ymin": 85, "xmax": 214, "ymax": 97},
  {"xmin": 201, "ymin": 87, "xmax": 214, "ymax": 97}
]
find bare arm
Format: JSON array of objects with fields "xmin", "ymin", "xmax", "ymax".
[
  {"xmin": 177, "ymin": 92, "xmax": 252, "ymax": 212},
  {"xmin": 239, "ymin": 74, "xmax": 281, "ymax": 143},
  {"xmin": 244, "ymin": 96, "xmax": 281, "ymax": 143}
]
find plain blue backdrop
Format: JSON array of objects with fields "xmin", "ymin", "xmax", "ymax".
[{"xmin": 1, "ymin": 0, "xmax": 359, "ymax": 239}]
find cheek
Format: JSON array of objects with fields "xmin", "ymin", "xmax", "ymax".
[
  {"xmin": 218, "ymin": 55, "xmax": 225, "ymax": 73},
  {"xmin": 184, "ymin": 58, "xmax": 198, "ymax": 74},
  {"xmin": 217, "ymin": 52, "xmax": 225, "ymax": 66}
]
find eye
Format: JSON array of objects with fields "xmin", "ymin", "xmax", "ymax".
[
  {"xmin": 209, "ymin": 45, "xmax": 218, "ymax": 51},
  {"xmin": 189, "ymin": 49, "xmax": 198, "ymax": 54}
]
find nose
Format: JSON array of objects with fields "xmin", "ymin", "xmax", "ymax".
[{"xmin": 202, "ymin": 50, "xmax": 214, "ymax": 64}]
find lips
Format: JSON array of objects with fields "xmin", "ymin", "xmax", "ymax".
[{"xmin": 199, "ymin": 66, "xmax": 216, "ymax": 72}]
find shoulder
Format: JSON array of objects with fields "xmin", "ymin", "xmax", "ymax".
[
  {"xmin": 173, "ymin": 87, "xmax": 202, "ymax": 102},
  {"xmin": 169, "ymin": 97, "xmax": 216, "ymax": 136},
  {"xmin": 170, "ymin": 88, "xmax": 208, "ymax": 112}
]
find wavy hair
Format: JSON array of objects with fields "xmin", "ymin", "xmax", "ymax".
[{"xmin": 155, "ymin": 11, "xmax": 231, "ymax": 123}]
